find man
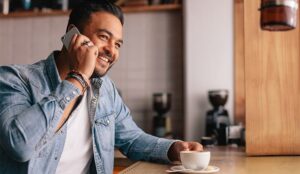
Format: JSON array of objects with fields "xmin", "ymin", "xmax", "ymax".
[{"xmin": 0, "ymin": 1, "xmax": 202, "ymax": 174}]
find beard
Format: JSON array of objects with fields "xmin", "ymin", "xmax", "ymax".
[
  {"xmin": 91, "ymin": 50, "xmax": 115, "ymax": 78},
  {"xmin": 91, "ymin": 63, "xmax": 114, "ymax": 78}
]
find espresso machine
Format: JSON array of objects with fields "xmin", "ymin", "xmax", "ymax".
[
  {"xmin": 205, "ymin": 89, "xmax": 230, "ymax": 145},
  {"xmin": 152, "ymin": 93, "xmax": 172, "ymax": 138}
]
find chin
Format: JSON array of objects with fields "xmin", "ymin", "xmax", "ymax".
[
  {"xmin": 92, "ymin": 67, "xmax": 108, "ymax": 78},
  {"xmin": 92, "ymin": 71, "xmax": 106, "ymax": 78},
  {"xmin": 92, "ymin": 63, "xmax": 114, "ymax": 78}
]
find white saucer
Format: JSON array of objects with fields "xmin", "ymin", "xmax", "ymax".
[{"xmin": 168, "ymin": 165, "xmax": 220, "ymax": 173}]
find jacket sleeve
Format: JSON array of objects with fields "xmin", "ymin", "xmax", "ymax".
[
  {"xmin": 0, "ymin": 66, "xmax": 81, "ymax": 162},
  {"xmin": 109, "ymin": 78, "xmax": 177, "ymax": 163}
]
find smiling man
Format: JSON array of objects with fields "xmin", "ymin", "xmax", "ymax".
[{"xmin": 0, "ymin": 1, "xmax": 202, "ymax": 174}]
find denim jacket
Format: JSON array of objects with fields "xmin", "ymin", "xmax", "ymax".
[{"xmin": 0, "ymin": 52, "xmax": 176, "ymax": 174}]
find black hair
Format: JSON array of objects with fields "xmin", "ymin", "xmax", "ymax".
[{"xmin": 67, "ymin": 0, "xmax": 124, "ymax": 32}]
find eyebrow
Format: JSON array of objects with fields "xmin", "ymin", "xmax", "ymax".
[{"xmin": 97, "ymin": 29, "xmax": 123, "ymax": 44}]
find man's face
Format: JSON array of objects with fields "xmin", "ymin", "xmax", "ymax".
[{"xmin": 82, "ymin": 12, "xmax": 123, "ymax": 77}]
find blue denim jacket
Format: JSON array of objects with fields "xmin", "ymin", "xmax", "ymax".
[{"xmin": 0, "ymin": 52, "xmax": 176, "ymax": 174}]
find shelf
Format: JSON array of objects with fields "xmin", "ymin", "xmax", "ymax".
[
  {"xmin": 122, "ymin": 4, "xmax": 181, "ymax": 13},
  {"xmin": 0, "ymin": 4, "xmax": 181, "ymax": 18},
  {"xmin": 0, "ymin": 10, "xmax": 69, "ymax": 18}
]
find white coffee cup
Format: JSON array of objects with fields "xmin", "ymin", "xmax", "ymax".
[{"xmin": 180, "ymin": 151, "xmax": 211, "ymax": 170}]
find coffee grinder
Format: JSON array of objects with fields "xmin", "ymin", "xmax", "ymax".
[
  {"xmin": 205, "ymin": 89, "xmax": 230, "ymax": 145},
  {"xmin": 152, "ymin": 93, "xmax": 172, "ymax": 138}
]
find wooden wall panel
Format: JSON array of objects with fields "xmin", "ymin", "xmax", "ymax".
[
  {"xmin": 244, "ymin": 0, "xmax": 300, "ymax": 155},
  {"xmin": 234, "ymin": 0, "xmax": 245, "ymax": 125}
]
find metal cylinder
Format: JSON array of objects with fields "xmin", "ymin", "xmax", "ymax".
[{"xmin": 260, "ymin": 0, "xmax": 299, "ymax": 31}]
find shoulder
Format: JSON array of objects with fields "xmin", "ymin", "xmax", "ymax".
[
  {"xmin": 100, "ymin": 75, "xmax": 120, "ymax": 101},
  {"xmin": 0, "ymin": 59, "xmax": 45, "ymax": 75},
  {"xmin": 101, "ymin": 75, "xmax": 117, "ymax": 93},
  {"xmin": 101, "ymin": 75, "xmax": 115, "ymax": 88},
  {"xmin": 0, "ymin": 59, "xmax": 46, "ymax": 87}
]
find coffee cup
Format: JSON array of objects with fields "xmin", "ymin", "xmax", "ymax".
[{"xmin": 180, "ymin": 151, "xmax": 210, "ymax": 170}]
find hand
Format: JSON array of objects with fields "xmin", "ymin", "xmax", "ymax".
[
  {"xmin": 68, "ymin": 34, "xmax": 99, "ymax": 78},
  {"xmin": 167, "ymin": 141, "xmax": 203, "ymax": 162}
]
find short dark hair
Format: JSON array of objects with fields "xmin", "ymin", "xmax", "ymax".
[{"xmin": 67, "ymin": 0, "xmax": 124, "ymax": 32}]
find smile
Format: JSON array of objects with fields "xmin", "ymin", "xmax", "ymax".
[{"xmin": 99, "ymin": 56, "xmax": 109, "ymax": 63}]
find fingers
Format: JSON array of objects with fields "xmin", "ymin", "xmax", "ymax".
[
  {"xmin": 168, "ymin": 141, "xmax": 204, "ymax": 162},
  {"xmin": 68, "ymin": 33, "xmax": 79, "ymax": 52},
  {"xmin": 180, "ymin": 142, "xmax": 190, "ymax": 151},
  {"xmin": 77, "ymin": 36, "xmax": 98, "ymax": 57},
  {"xmin": 189, "ymin": 142, "xmax": 203, "ymax": 151},
  {"xmin": 179, "ymin": 141, "xmax": 203, "ymax": 151},
  {"xmin": 75, "ymin": 34, "xmax": 91, "ymax": 49},
  {"xmin": 66, "ymin": 34, "xmax": 98, "ymax": 78},
  {"xmin": 69, "ymin": 34, "xmax": 98, "ymax": 57},
  {"xmin": 69, "ymin": 34, "xmax": 91, "ymax": 51},
  {"xmin": 86, "ymin": 45, "xmax": 99, "ymax": 58}
]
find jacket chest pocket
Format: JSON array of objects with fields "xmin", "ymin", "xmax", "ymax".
[{"xmin": 94, "ymin": 112, "xmax": 115, "ymax": 151}]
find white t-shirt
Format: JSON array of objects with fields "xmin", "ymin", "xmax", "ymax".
[{"xmin": 56, "ymin": 93, "xmax": 93, "ymax": 174}]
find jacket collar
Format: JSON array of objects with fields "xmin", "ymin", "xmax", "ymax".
[{"xmin": 44, "ymin": 51, "xmax": 104, "ymax": 90}]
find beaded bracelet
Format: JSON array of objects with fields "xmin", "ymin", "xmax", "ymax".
[
  {"xmin": 66, "ymin": 70, "xmax": 89, "ymax": 93},
  {"xmin": 69, "ymin": 70, "xmax": 90, "ymax": 86}
]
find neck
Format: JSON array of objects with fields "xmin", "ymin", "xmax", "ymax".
[{"xmin": 54, "ymin": 49, "xmax": 70, "ymax": 80}]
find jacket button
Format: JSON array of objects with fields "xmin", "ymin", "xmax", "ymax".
[{"xmin": 66, "ymin": 96, "xmax": 70, "ymax": 101}]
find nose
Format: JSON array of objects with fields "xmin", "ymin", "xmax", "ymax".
[{"xmin": 103, "ymin": 49, "xmax": 112, "ymax": 59}]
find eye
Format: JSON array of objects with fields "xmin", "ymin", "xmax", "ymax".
[
  {"xmin": 99, "ymin": 34, "xmax": 109, "ymax": 41},
  {"xmin": 115, "ymin": 42, "xmax": 122, "ymax": 49}
]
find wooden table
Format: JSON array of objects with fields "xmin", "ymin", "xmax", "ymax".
[{"xmin": 114, "ymin": 146, "xmax": 300, "ymax": 174}]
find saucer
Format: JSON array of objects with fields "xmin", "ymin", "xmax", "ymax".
[{"xmin": 168, "ymin": 165, "xmax": 220, "ymax": 173}]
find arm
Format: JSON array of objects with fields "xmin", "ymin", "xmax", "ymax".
[
  {"xmin": 55, "ymin": 77, "xmax": 85, "ymax": 131},
  {"xmin": 0, "ymin": 34, "xmax": 97, "ymax": 162},
  {"xmin": 110, "ymin": 80, "xmax": 176, "ymax": 163},
  {"xmin": 0, "ymin": 66, "xmax": 82, "ymax": 162},
  {"xmin": 108, "ymin": 79, "xmax": 203, "ymax": 163}
]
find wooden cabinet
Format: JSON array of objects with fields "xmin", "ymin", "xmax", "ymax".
[{"xmin": 234, "ymin": 0, "xmax": 300, "ymax": 155}]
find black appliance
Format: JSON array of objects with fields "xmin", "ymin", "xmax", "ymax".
[
  {"xmin": 205, "ymin": 89, "xmax": 230, "ymax": 145},
  {"xmin": 152, "ymin": 93, "xmax": 172, "ymax": 138}
]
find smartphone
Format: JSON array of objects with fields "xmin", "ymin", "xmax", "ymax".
[{"xmin": 61, "ymin": 26, "xmax": 80, "ymax": 50}]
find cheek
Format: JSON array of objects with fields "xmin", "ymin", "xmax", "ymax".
[
  {"xmin": 114, "ymin": 52, "xmax": 120, "ymax": 61},
  {"xmin": 94, "ymin": 42, "xmax": 103, "ymax": 50},
  {"xmin": 90, "ymin": 38, "xmax": 103, "ymax": 47}
]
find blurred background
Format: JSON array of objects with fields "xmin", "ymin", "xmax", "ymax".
[{"xmin": 0, "ymin": 0, "xmax": 234, "ymax": 143}]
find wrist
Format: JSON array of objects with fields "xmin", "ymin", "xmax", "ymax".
[
  {"xmin": 72, "ymin": 70, "xmax": 90, "ymax": 85},
  {"xmin": 66, "ymin": 78, "xmax": 85, "ymax": 94},
  {"xmin": 168, "ymin": 142, "xmax": 179, "ymax": 162},
  {"xmin": 66, "ymin": 70, "xmax": 90, "ymax": 94}
]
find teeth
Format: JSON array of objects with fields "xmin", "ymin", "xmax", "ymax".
[{"xmin": 99, "ymin": 56, "xmax": 109, "ymax": 62}]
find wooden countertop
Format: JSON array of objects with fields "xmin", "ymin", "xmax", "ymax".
[{"xmin": 114, "ymin": 146, "xmax": 300, "ymax": 174}]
